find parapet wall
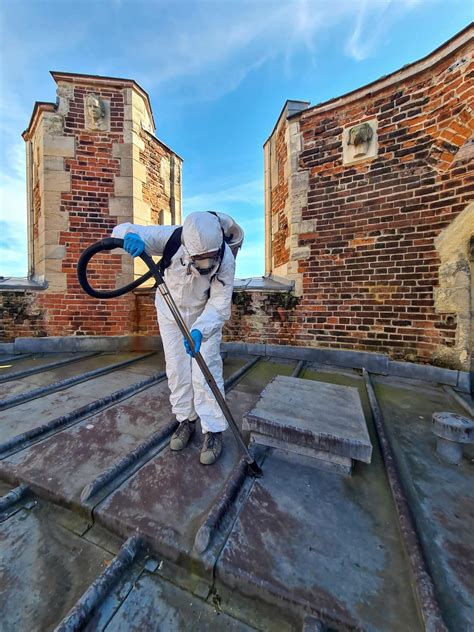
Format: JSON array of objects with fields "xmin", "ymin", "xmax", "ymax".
[{"xmin": 264, "ymin": 27, "xmax": 474, "ymax": 369}]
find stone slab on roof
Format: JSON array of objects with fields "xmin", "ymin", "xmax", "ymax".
[{"xmin": 243, "ymin": 375, "xmax": 372, "ymax": 463}]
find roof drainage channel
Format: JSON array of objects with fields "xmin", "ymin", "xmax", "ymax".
[
  {"xmin": 363, "ymin": 370, "xmax": 447, "ymax": 632},
  {"xmin": 223, "ymin": 342, "xmax": 470, "ymax": 392},
  {"xmin": 80, "ymin": 356, "xmax": 266, "ymax": 513},
  {"xmin": 0, "ymin": 351, "xmax": 157, "ymax": 411},
  {"xmin": 0, "ymin": 352, "xmax": 100, "ymax": 383},
  {"xmin": 0, "ymin": 371, "xmax": 167, "ymax": 459},
  {"xmin": 221, "ymin": 356, "xmax": 261, "ymax": 390}
]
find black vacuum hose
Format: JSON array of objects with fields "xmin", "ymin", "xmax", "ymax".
[
  {"xmin": 77, "ymin": 236, "xmax": 263, "ymax": 477},
  {"xmin": 77, "ymin": 237, "xmax": 161, "ymax": 298}
]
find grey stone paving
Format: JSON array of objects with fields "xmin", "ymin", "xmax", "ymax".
[
  {"xmin": 243, "ymin": 375, "xmax": 372, "ymax": 464},
  {"xmin": 373, "ymin": 376, "xmax": 474, "ymax": 631}
]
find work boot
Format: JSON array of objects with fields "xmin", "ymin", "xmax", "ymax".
[
  {"xmin": 170, "ymin": 419, "xmax": 196, "ymax": 451},
  {"xmin": 200, "ymin": 432, "xmax": 222, "ymax": 465}
]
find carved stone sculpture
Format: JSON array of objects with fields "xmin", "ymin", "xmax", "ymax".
[
  {"xmin": 347, "ymin": 122, "xmax": 374, "ymax": 157},
  {"xmin": 343, "ymin": 119, "xmax": 378, "ymax": 165},
  {"xmin": 85, "ymin": 93, "xmax": 109, "ymax": 131}
]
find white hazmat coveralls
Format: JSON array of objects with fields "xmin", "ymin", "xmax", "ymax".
[{"xmin": 112, "ymin": 212, "xmax": 236, "ymax": 433}]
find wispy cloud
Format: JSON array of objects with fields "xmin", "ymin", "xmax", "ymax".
[
  {"xmin": 128, "ymin": 1, "xmax": 355, "ymax": 101},
  {"xmin": 184, "ymin": 179, "xmax": 263, "ymax": 212},
  {"xmin": 345, "ymin": 0, "xmax": 423, "ymax": 61}
]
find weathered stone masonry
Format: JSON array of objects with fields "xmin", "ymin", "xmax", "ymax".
[
  {"xmin": 0, "ymin": 72, "xmax": 182, "ymax": 340},
  {"xmin": 259, "ymin": 26, "xmax": 474, "ymax": 370}
]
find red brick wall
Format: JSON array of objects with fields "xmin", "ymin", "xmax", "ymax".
[
  {"xmin": 34, "ymin": 84, "xmax": 136, "ymax": 337},
  {"xmin": 118, "ymin": 287, "xmax": 302, "ymax": 347},
  {"xmin": 223, "ymin": 290, "xmax": 302, "ymax": 345},
  {"xmin": 135, "ymin": 291, "xmax": 159, "ymax": 335},
  {"xmin": 267, "ymin": 40, "xmax": 473, "ymax": 367}
]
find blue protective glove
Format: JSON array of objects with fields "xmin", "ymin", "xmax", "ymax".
[
  {"xmin": 124, "ymin": 233, "xmax": 145, "ymax": 258},
  {"xmin": 184, "ymin": 329, "xmax": 202, "ymax": 357}
]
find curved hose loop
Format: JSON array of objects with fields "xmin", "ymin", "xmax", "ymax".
[
  {"xmin": 77, "ymin": 237, "xmax": 263, "ymax": 477},
  {"xmin": 77, "ymin": 238, "xmax": 163, "ymax": 299}
]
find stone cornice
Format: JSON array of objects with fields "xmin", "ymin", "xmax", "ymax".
[{"xmin": 22, "ymin": 102, "xmax": 56, "ymax": 140}]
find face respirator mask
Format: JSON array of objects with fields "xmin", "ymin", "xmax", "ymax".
[
  {"xmin": 182, "ymin": 246, "xmax": 220, "ymax": 277},
  {"xmin": 192, "ymin": 256, "xmax": 219, "ymax": 275}
]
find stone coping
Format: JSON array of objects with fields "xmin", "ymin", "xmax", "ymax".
[
  {"xmin": 233, "ymin": 275, "xmax": 295, "ymax": 291},
  {"xmin": 0, "ymin": 277, "xmax": 47, "ymax": 291},
  {"xmin": 132, "ymin": 276, "xmax": 295, "ymax": 293},
  {"xmin": 0, "ymin": 337, "xmax": 470, "ymax": 392}
]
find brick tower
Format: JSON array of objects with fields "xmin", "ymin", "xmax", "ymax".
[{"xmin": 21, "ymin": 71, "xmax": 182, "ymax": 336}]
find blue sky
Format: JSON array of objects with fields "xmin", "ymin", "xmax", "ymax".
[{"xmin": 0, "ymin": 0, "xmax": 471, "ymax": 279}]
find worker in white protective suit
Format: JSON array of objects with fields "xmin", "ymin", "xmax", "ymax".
[{"xmin": 111, "ymin": 212, "xmax": 243, "ymax": 465}]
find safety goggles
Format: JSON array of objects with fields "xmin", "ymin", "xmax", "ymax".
[{"xmin": 190, "ymin": 250, "xmax": 221, "ymax": 275}]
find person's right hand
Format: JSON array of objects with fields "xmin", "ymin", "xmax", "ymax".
[{"xmin": 124, "ymin": 233, "xmax": 145, "ymax": 257}]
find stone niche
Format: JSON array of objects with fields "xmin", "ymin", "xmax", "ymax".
[{"xmin": 342, "ymin": 119, "xmax": 378, "ymax": 165}]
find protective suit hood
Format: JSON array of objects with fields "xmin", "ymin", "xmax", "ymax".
[{"xmin": 183, "ymin": 212, "xmax": 223, "ymax": 256}]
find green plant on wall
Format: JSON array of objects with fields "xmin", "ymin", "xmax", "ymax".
[
  {"xmin": 232, "ymin": 291, "xmax": 255, "ymax": 316},
  {"xmin": 266, "ymin": 291, "xmax": 300, "ymax": 310},
  {"xmin": 264, "ymin": 291, "xmax": 300, "ymax": 323}
]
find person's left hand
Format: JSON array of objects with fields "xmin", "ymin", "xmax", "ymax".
[{"xmin": 183, "ymin": 329, "xmax": 202, "ymax": 356}]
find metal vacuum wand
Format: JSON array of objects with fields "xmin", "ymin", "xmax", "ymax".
[{"xmin": 77, "ymin": 237, "xmax": 263, "ymax": 478}]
